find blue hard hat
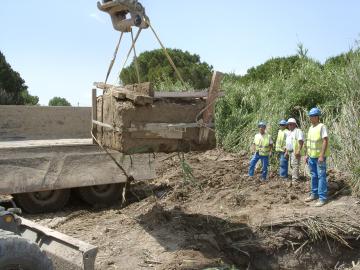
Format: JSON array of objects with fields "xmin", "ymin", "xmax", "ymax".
[
  {"xmin": 308, "ymin": 107, "xmax": 321, "ymax": 117},
  {"xmin": 258, "ymin": 121, "xmax": 267, "ymax": 128},
  {"xmin": 279, "ymin": 120, "xmax": 287, "ymax": 126}
]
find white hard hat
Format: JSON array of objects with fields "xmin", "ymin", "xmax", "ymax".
[{"xmin": 287, "ymin": 118, "xmax": 297, "ymax": 125}]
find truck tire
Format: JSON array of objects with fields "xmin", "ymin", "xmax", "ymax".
[
  {"xmin": 76, "ymin": 184, "xmax": 124, "ymax": 206},
  {"xmin": 13, "ymin": 189, "xmax": 71, "ymax": 214},
  {"xmin": 0, "ymin": 229, "xmax": 53, "ymax": 270}
]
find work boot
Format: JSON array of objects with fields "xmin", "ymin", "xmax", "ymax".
[
  {"xmin": 314, "ymin": 200, "xmax": 326, "ymax": 207},
  {"xmin": 305, "ymin": 195, "xmax": 318, "ymax": 202},
  {"xmin": 260, "ymin": 179, "xmax": 267, "ymax": 184}
]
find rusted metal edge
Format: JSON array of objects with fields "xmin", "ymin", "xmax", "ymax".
[
  {"xmin": 154, "ymin": 91, "xmax": 224, "ymax": 99},
  {"xmin": 127, "ymin": 122, "xmax": 214, "ymax": 132},
  {"xmin": 20, "ymin": 217, "xmax": 98, "ymax": 270},
  {"xmin": 93, "ymin": 82, "xmax": 224, "ymax": 100}
]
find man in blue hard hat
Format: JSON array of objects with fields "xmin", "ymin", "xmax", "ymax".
[
  {"xmin": 304, "ymin": 108, "xmax": 330, "ymax": 207},
  {"xmin": 275, "ymin": 120, "xmax": 290, "ymax": 178},
  {"xmin": 248, "ymin": 121, "xmax": 273, "ymax": 181}
]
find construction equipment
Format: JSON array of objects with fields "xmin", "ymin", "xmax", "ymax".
[
  {"xmin": 93, "ymin": 0, "xmax": 224, "ymax": 155},
  {"xmin": 0, "ymin": 106, "xmax": 156, "ymax": 214},
  {"xmin": 97, "ymin": 0, "xmax": 149, "ymax": 32},
  {"xmin": 0, "ymin": 203, "xmax": 97, "ymax": 270},
  {"xmin": 92, "ymin": 73, "xmax": 223, "ymax": 154}
]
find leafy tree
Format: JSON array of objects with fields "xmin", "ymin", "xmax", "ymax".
[
  {"xmin": 0, "ymin": 51, "xmax": 38, "ymax": 105},
  {"xmin": 120, "ymin": 49, "xmax": 213, "ymax": 89},
  {"xmin": 48, "ymin": 97, "xmax": 71, "ymax": 106}
]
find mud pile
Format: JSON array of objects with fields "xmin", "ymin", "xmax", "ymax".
[{"xmin": 28, "ymin": 149, "xmax": 360, "ymax": 270}]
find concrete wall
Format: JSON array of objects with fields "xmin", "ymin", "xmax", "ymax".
[{"xmin": 0, "ymin": 106, "xmax": 92, "ymax": 141}]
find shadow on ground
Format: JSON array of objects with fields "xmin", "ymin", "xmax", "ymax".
[
  {"xmin": 137, "ymin": 204, "xmax": 273, "ymax": 270},
  {"xmin": 137, "ymin": 204, "xmax": 360, "ymax": 270}
]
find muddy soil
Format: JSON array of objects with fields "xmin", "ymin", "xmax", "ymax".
[{"xmin": 27, "ymin": 150, "xmax": 360, "ymax": 270}]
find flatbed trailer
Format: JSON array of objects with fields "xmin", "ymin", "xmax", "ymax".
[{"xmin": 0, "ymin": 105, "xmax": 156, "ymax": 213}]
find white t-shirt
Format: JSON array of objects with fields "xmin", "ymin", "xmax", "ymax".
[
  {"xmin": 286, "ymin": 128, "xmax": 304, "ymax": 151},
  {"xmin": 318, "ymin": 124, "xmax": 328, "ymax": 138}
]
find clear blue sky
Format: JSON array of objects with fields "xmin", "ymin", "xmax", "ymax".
[{"xmin": 1, "ymin": 1, "xmax": 359, "ymax": 106}]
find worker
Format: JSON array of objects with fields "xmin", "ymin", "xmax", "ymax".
[
  {"xmin": 248, "ymin": 121, "xmax": 273, "ymax": 181},
  {"xmin": 285, "ymin": 118, "xmax": 304, "ymax": 183},
  {"xmin": 304, "ymin": 108, "xmax": 330, "ymax": 207},
  {"xmin": 275, "ymin": 120, "xmax": 290, "ymax": 178}
]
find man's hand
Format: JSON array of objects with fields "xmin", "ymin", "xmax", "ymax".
[
  {"xmin": 284, "ymin": 151, "xmax": 289, "ymax": 159},
  {"xmin": 318, "ymin": 155, "xmax": 324, "ymax": 163},
  {"xmin": 295, "ymin": 151, "xmax": 301, "ymax": 159},
  {"xmin": 305, "ymin": 156, "xmax": 309, "ymax": 164}
]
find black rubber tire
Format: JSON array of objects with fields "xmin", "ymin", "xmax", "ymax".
[
  {"xmin": 76, "ymin": 184, "xmax": 124, "ymax": 206},
  {"xmin": 0, "ymin": 229, "xmax": 53, "ymax": 270},
  {"xmin": 13, "ymin": 189, "xmax": 71, "ymax": 214}
]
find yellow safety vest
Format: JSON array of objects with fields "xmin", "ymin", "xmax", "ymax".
[
  {"xmin": 254, "ymin": 133, "xmax": 271, "ymax": 156},
  {"xmin": 275, "ymin": 129, "xmax": 288, "ymax": 152},
  {"xmin": 307, "ymin": 123, "xmax": 330, "ymax": 158},
  {"xmin": 292, "ymin": 129, "xmax": 305, "ymax": 156}
]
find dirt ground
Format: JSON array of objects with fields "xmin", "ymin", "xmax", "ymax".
[{"xmin": 27, "ymin": 150, "xmax": 360, "ymax": 270}]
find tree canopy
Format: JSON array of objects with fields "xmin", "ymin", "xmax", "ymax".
[
  {"xmin": 120, "ymin": 48, "xmax": 213, "ymax": 89},
  {"xmin": 0, "ymin": 51, "xmax": 38, "ymax": 105},
  {"xmin": 48, "ymin": 97, "xmax": 71, "ymax": 106}
]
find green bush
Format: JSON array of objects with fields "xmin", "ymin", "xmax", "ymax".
[
  {"xmin": 215, "ymin": 56, "xmax": 348, "ymax": 151},
  {"xmin": 330, "ymin": 51, "xmax": 360, "ymax": 193},
  {"xmin": 48, "ymin": 97, "xmax": 71, "ymax": 106}
]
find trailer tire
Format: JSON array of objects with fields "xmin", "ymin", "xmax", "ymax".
[
  {"xmin": 76, "ymin": 184, "xmax": 124, "ymax": 206},
  {"xmin": 13, "ymin": 189, "xmax": 71, "ymax": 214},
  {"xmin": 0, "ymin": 229, "xmax": 53, "ymax": 270}
]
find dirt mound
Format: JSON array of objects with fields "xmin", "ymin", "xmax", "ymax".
[
  {"xmin": 156, "ymin": 150, "xmax": 348, "ymax": 215},
  {"xmin": 27, "ymin": 149, "xmax": 359, "ymax": 270}
]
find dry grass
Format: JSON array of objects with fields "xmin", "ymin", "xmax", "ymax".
[
  {"xmin": 262, "ymin": 215, "xmax": 360, "ymax": 250},
  {"xmin": 300, "ymin": 216, "xmax": 360, "ymax": 248}
]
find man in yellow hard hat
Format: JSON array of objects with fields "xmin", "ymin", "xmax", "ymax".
[
  {"xmin": 285, "ymin": 118, "xmax": 305, "ymax": 183},
  {"xmin": 304, "ymin": 108, "xmax": 330, "ymax": 207},
  {"xmin": 275, "ymin": 120, "xmax": 290, "ymax": 178},
  {"xmin": 248, "ymin": 121, "xmax": 273, "ymax": 181}
]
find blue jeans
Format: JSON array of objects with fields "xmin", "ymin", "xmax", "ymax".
[
  {"xmin": 279, "ymin": 152, "xmax": 289, "ymax": 178},
  {"xmin": 249, "ymin": 152, "xmax": 269, "ymax": 180},
  {"xmin": 308, "ymin": 157, "xmax": 328, "ymax": 201}
]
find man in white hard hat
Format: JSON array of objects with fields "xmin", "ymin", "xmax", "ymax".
[{"xmin": 285, "ymin": 118, "xmax": 305, "ymax": 183}]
